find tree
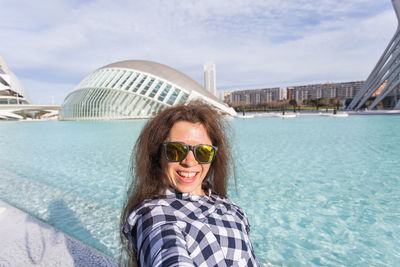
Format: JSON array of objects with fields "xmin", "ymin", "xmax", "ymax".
[
  {"xmin": 289, "ymin": 99, "xmax": 297, "ymax": 112},
  {"xmin": 309, "ymin": 98, "xmax": 318, "ymax": 110},
  {"xmin": 318, "ymin": 98, "xmax": 329, "ymax": 112},
  {"xmin": 330, "ymin": 97, "xmax": 341, "ymax": 110}
]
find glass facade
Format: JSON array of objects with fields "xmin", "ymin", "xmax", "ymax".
[{"xmin": 60, "ymin": 67, "xmax": 190, "ymax": 120}]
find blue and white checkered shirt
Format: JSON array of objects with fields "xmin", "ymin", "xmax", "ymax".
[{"xmin": 123, "ymin": 189, "xmax": 260, "ymax": 267}]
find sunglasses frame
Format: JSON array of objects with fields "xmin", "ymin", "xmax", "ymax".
[{"xmin": 162, "ymin": 142, "xmax": 218, "ymax": 164}]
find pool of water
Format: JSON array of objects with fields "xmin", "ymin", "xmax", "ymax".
[{"xmin": 0, "ymin": 116, "xmax": 399, "ymax": 266}]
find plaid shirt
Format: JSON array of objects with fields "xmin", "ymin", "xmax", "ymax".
[{"xmin": 123, "ymin": 189, "xmax": 260, "ymax": 267}]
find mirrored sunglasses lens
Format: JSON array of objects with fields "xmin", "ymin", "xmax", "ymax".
[
  {"xmin": 166, "ymin": 143, "xmax": 187, "ymax": 161},
  {"xmin": 195, "ymin": 145, "xmax": 215, "ymax": 163}
]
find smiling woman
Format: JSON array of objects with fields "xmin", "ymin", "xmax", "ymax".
[
  {"xmin": 120, "ymin": 102, "xmax": 260, "ymax": 266},
  {"xmin": 162, "ymin": 121, "xmax": 213, "ymax": 196}
]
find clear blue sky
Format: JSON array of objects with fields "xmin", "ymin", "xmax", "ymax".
[{"xmin": 0, "ymin": 0, "xmax": 397, "ymax": 104}]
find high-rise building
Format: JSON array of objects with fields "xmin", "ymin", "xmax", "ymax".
[{"xmin": 204, "ymin": 62, "xmax": 216, "ymax": 96}]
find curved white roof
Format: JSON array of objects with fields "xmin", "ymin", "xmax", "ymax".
[
  {"xmin": 8, "ymin": 71, "xmax": 31, "ymax": 103},
  {"xmin": 100, "ymin": 60, "xmax": 220, "ymax": 102}
]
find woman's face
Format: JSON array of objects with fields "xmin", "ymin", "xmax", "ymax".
[{"xmin": 162, "ymin": 121, "xmax": 212, "ymax": 195}]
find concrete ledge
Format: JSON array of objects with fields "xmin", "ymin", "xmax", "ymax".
[{"xmin": 0, "ymin": 200, "xmax": 117, "ymax": 267}]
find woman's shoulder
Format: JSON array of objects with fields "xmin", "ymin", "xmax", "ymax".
[
  {"xmin": 124, "ymin": 197, "xmax": 182, "ymax": 238},
  {"xmin": 128, "ymin": 197, "xmax": 177, "ymax": 221},
  {"xmin": 212, "ymin": 193, "xmax": 246, "ymax": 215},
  {"xmin": 213, "ymin": 194, "xmax": 251, "ymax": 230},
  {"xmin": 125, "ymin": 189, "xmax": 195, "ymax": 226}
]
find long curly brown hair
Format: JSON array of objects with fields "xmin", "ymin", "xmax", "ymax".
[{"xmin": 119, "ymin": 101, "xmax": 233, "ymax": 266}]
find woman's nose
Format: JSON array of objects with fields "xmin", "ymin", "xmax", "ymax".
[{"xmin": 181, "ymin": 150, "xmax": 197, "ymax": 166}]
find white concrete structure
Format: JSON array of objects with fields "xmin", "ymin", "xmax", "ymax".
[
  {"xmin": 0, "ymin": 200, "xmax": 117, "ymax": 266},
  {"xmin": 0, "ymin": 56, "xmax": 31, "ymax": 105},
  {"xmin": 60, "ymin": 60, "xmax": 236, "ymax": 120},
  {"xmin": 204, "ymin": 62, "xmax": 216, "ymax": 96},
  {"xmin": 346, "ymin": 0, "xmax": 400, "ymax": 110},
  {"xmin": 0, "ymin": 57, "xmax": 46, "ymax": 120},
  {"xmin": 0, "ymin": 104, "xmax": 60, "ymax": 120}
]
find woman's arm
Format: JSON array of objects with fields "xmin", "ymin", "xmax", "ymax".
[
  {"xmin": 138, "ymin": 222, "xmax": 194, "ymax": 267},
  {"xmin": 125, "ymin": 205, "xmax": 195, "ymax": 267}
]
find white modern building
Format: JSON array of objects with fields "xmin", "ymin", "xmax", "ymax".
[
  {"xmin": 0, "ymin": 56, "xmax": 31, "ymax": 105},
  {"xmin": 0, "ymin": 56, "xmax": 38, "ymax": 120},
  {"xmin": 60, "ymin": 60, "xmax": 236, "ymax": 120},
  {"xmin": 204, "ymin": 62, "xmax": 216, "ymax": 96}
]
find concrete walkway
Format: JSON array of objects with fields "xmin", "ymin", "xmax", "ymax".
[{"xmin": 0, "ymin": 200, "xmax": 117, "ymax": 267}]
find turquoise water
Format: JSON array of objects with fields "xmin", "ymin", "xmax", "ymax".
[{"xmin": 0, "ymin": 116, "xmax": 399, "ymax": 266}]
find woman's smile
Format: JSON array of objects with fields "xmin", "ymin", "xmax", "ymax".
[{"xmin": 176, "ymin": 170, "xmax": 199, "ymax": 183}]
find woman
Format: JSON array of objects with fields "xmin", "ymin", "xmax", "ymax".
[{"xmin": 120, "ymin": 102, "xmax": 260, "ymax": 266}]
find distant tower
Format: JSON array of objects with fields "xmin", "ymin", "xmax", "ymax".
[{"xmin": 204, "ymin": 62, "xmax": 216, "ymax": 96}]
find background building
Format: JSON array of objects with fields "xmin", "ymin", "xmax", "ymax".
[
  {"xmin": 204, "ymin": 62, "xmax": 216, "ymax": 96},
  {"xmin": 225, "ymin": 87, "xmax": 286, "ymax": 105},
  {"xmin": 224, "ymin": 81, "xmax": 363, "ymax": 107},
  {"xmin": 0, "ymin": 56, "xmax": 31, "ymax": 105},
  {"xmin": 289, "ymin": 81, "xmax": 364, "ymax": 102},
  {"xmin": 0, "ymin": 57, "xmax": 50, "ymax": 120},
  {"xmin": 60, "ymin": 60, "xmax": 235, "ymax": 120}
]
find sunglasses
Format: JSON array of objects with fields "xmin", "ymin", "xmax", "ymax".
[{"xmin": 162, "ymin": 142, "xmax": 218, "ymax": 164}]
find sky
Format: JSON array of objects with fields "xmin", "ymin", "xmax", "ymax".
[{"xmin": 0, "ymin": 0, "xmax": 397, "ymax": 104}]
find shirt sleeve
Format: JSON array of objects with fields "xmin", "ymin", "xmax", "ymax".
[
  {"xmin": 128, "ymin": 206, "xmax": 195, "ymax": 267},
  {"xmin": 140, "ymin": 222, "xmax": 195, "ymax": 267}
]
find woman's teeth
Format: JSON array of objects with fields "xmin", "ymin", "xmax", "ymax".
[{"xmin": 178, "ymin": 171, "xmax": 196, "ymax": 178}]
